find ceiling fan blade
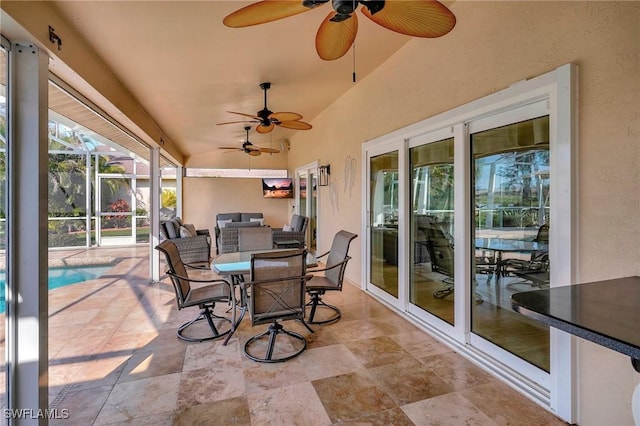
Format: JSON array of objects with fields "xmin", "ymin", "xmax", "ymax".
[
  {"xmin": 316, "ymin": 11, "xmax": 358, "ymax": 61},
  {"xmin": 217, "ymin": 120, "xmax": 256, "ymax": 126},
  {"xmin": 256, "ymin": 122, "xmax": 275, "ymax": 134},
  {"xmin": 223, "ymin": 1, "xmax": 317, "ymax": 28},
  {"xmin": 258, "ymin": 147, "xmax": 281, "ymax": 154},
  {"xmin": 227, "ymin": 111, "xmax": 261, "ymax": 120},
  {"xmin": 269, "ymin": 111, "xmax": 303, "ymax": 122},
  {"xmin": 218, "ymin": 147, "xmax": 243, "ymax": 150},
  {"xmin": 248, "ymin": 150, "xmax": 262, "ymax": 156},
  {"xmin": 277, "ymin": 120, "xmax": 313, "ymax": 130},
  {"xmin": 361, "ymin": 0, "xmax": 456, "ymax": 38}
]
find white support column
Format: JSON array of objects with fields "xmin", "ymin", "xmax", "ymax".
[
  {"xmin": 150, "ymin": 147, "xmax": 160, "ymax": 281},
  {"xmin": 6, "ymin": 42, "xmax": 49, "ymax": 425},
  {"xmin": 176, "ymin": 166, "xmax": 183, "ymax": 219}
]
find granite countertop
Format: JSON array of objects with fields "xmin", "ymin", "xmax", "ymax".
[{"xmin": 511, "ymin": 276, "xmax": 640, "ymax": 368}]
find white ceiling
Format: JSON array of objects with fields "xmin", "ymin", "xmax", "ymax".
[{"xmin": 49, "ymin": 1, "xmax": 419, "ymax": 159}]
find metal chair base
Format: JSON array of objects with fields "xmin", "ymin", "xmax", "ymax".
[
  {"xmin": 243, "ymin": 323, "xmax": 307, "ymax": 363},
  {"xmin": 177, "ymin": 304, "xmax": 232, "ymax": 343},
  {"xmin": 306, "ymin": 292, "xmax": 341, "ymax": 325}
]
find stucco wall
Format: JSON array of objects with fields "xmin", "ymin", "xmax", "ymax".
[
  {"xmin": 182, "ymin": 177, "xmax": 292, "ymax": 246},
  {"xmin": 287, "ymin": 1, "xmax": 640, "ymax": 424}
]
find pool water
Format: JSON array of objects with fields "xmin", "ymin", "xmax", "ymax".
[{"xmin": 0, "ymin": 265, "xmax": 113, "ymax": 313}]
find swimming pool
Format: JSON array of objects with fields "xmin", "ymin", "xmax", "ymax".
[{"xmin": 0, "ymin": 265, "xmax": 113, "ymax": 313}]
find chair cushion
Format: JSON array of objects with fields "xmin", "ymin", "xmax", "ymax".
[
  {"xmin": 165, "ymin": 218, "xmax": 180, "ymax": 239},
  {"xmin": 290, "ymin": 214, "xmax": 303, "ymax": 232},
  {"xmin": 241, "ymin": 212, "xmax": 263, "ymax": 222}
]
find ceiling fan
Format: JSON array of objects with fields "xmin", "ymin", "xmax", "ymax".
[
  {"xmin": 223, "ymin": 0, "xmax": 456, "ymax": 61},
  {"xmin": 217, "ymin": 82, "xmax": 312, "ymax": 134},
  {"xmin": 218, "ymin": 125, "xmax": 281, "ymax": 156}
]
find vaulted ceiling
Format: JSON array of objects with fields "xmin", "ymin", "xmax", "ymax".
[{"xmin": 47, "ymin": 1, "xmax": 428, "ymax": 161}]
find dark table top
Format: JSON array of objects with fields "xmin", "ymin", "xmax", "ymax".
[{"xmin": 511, "ymin": 276, "xmax": 640, "ymax": 362}]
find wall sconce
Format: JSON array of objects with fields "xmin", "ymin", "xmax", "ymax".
[{"xmin": 318, "ymin": 164, "xmax": 330, "ymax": 186}]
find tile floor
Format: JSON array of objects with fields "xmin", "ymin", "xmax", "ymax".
[{"xmin": 36, "ymin": 247, "xmax": 567, "ymax": 425}]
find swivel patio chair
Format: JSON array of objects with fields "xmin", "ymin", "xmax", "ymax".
[
  {"xmin": 503, "ymin": 224, "xmax": 550, "ymax": 288},
  {"xmin": 156, "ymin": 240, "xmax": 235, "ymax": 342},
  {"xmin": 305, "ymin": 230, "xmax": 358, "ymax": 324},
  {"xmin": 238, "ymin": 226, "xmax": 273, "ymax": 251},
  {"xmin": 243, "ymin": 249, "xmax": 313, "ymax": 363}
]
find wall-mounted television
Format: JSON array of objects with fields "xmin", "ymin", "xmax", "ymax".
[{"xmin": 262, "ymin": 178, "xmax": 294, "ymax": 199}]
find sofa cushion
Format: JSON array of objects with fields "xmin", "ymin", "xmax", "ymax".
[
  {"xmin": 225, "ymin": 221, "xmax": 261, "ymax": 229},
  {"xmin": 249, "ymin": 217, "xmax": 265, "ymax": 226},
  {"xmin": 217, "ymin": 213, "xmax": 241, "ymax": 222},
  {"xmin": 217, "ymin": 219, "xmax": 233, "ymax": 229},
  {"xmin": 241, "ymin": 212, "xmax": 263, "ymax": 222}
]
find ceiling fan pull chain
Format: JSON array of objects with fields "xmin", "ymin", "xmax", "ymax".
[{"xmin": 352, "ymin": 0, "xmax": 357, "ymax": 82}]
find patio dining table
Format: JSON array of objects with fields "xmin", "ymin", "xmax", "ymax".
[
  {"xmin": 211, "ymin": 248, "xmax": 318, "ymax": 344},
  {"xmin": 475, "ymin": 237, "xmax": 548, "ymax": 277}
]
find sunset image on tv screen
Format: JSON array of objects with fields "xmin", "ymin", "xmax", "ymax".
[{"xmin": 262, "ymin": 178, "xmax": 294, "ymax": 199}]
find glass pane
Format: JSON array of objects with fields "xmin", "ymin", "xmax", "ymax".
[
  {"xmin": 471, "ymin": 116, "xmax": 550, "ymax": 371},
  {"xmin": 136, "ymin": 217, "xmax": 149, "ymax": 243},
  {"xmin": 298, "ymin": 174, "xmax": 307, "ymax": 217},
  {"xmin": 309, "ymin": 173, "xmax": 317, "ymax": 251},
  {"xmin": 161, "ymin": 166, "xmax": 177, "ymax": 221},
  {"xmin": 48, "ymin": 153, "xmax": 88, "ymax": 217},
  {"xmin": 0, "ymin": 44, "xmax": 7, "ymax": 411},
  {"xmin": 370, "ymin": 151, "xmax": 399, "ymax": 297},
  {"xmin": 48, "ymin": 219, "xmax": 88, "ymax": 248},
  {"xmin": 100, "ymin": 177, "xmax": 132, "ymax": 213},
  {"xmin": 410, "ymin": 138, "xmax": 455, "ymax": 324}
]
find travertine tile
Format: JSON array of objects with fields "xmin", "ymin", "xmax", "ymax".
[
  {"xmin": 299, "ymin": 344, "xmax": 364, "ymax": 380},
  {"xmin": 94, "ymin": 373, "xmax": 180, "ymax": 424},
  {"xmin": 312, "ymin": 370, "xmax": 397, "ymax": 423},
  {"xmin": 247, "ymin": 382, "xmax": 331, "ymax": 425},
  {"xmin": 402, "ymin": 391, "xmax": 498, "ymax": 425}
]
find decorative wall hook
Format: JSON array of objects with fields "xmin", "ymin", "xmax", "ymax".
[{"xmin": 49, "ymin": 26, "xmax": 63, "ymax": 52}]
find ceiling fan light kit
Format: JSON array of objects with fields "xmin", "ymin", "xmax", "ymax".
[
  {"xmin": 217, "ymin": 125, "xmax": 281, "ymax": 156},
  {"xmin": 223, "ymin": 0, "xmax": 456, "ymax": 61},
  {"xmin": 217, "ymin": 82, "xmax": 312, "ymax": 134}
]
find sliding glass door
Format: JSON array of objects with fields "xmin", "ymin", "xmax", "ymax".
[
  {"xmin": 409, "ymin": 136, "xmax": 455, "ymax": 325},
  {"xmin": 362, "ymin": 65, "xmax": 576, "ymax": 419},
  {"xmin": 469, "ymin": 108, "xmax": 551, "ymax": 374},
  {"xmin": 369, "ymin": 151, "xmax": 400, "ymax": 299}
]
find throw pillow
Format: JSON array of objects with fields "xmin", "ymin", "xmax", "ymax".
[
  {"xmin": 179, "ymin": 226, "xmax": 193, "ymax": 238},
  {"xmin": 283, "ymin": 224, "xmax": 292, "ymax": 232},
  {"xmin": 165, "ymin": 220, "xmax": 179, "ymax": 239},
  {"xmin": 179, "ymin": 223, "xmax": 197, "ymax": 238},
  {"xmin": 217, "ymin": 219, "xmax": 233, "ymax": 229},
  {"xmin": 250, "ymin": 217, "xmax": 264, "ymax": 226}
]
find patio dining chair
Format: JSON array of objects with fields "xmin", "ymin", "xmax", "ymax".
[
  {"xmin": 238, "ymin": 226, "xmax": 273, "ymax": 251},
  {"xmin": 305, "ymin": 230, "xmax": 358, "ymax": 324},
  {"xmin": 156, "ymin": 240, "xmax": 235, "ymax": 342},
  {"xmin": 243, "ymin": 249, "xmax": 313, "ymax": 363}
]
